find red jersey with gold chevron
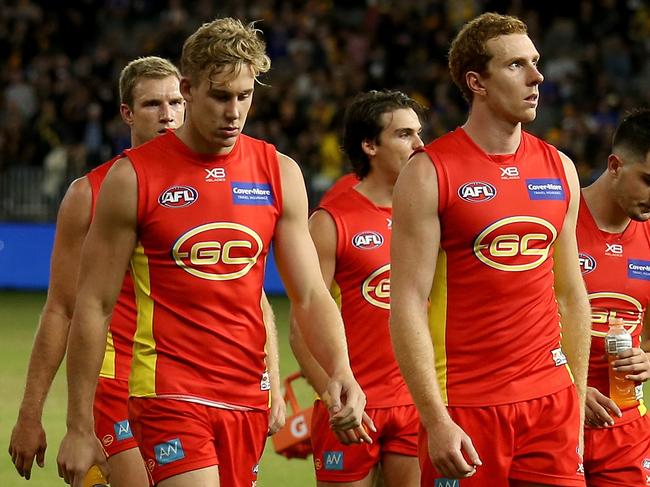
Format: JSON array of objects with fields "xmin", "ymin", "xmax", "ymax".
[
  {"xmin": 87, "ymin": 156, "xmax": 137, "ymax": 382},
  {"xmin": 124, "ymin": 131, "xmax": 281, "ymax": 410},
  {"xmin": 423, "ymin": 127, "xmax": 573, "ymax": 406},
  {"xmin": 319, "ymin": 187, "xmax": 412, "ymax": 407},
  {"xmin": 578, "ymin": 194, "xmax": 650, "ymax": 425}
]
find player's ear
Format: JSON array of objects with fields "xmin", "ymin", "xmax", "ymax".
[
  {"xmin": 362, "ymin": 139, "xmax": 377, "ymax": 157},
  {"xmin": 120, "ymin": 103, "xmax": 134, "ymax": 126},
  {"xmin": 180, "ymin": 77, "xmax": 193, "ymax": 103},
  {"xmin": 467, "ymin": 71, "xmax": 487, "ymax": 97},
  {"xmin": 607, "ymin": 153, "xmax": 624, "ymax": 176}
]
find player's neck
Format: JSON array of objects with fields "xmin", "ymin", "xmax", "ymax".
[
  {"xmin": 463, "ymin": 109, "xmax": 522, "ymax": 155},
  {"xmin": 582, "ymin": 179, "xmax": 631, "ymax": 234},
  {"xmin": 355, "ymin": 172, "xmax": 395, "ymax": 208},
  {"xmin": 175, "ymin": 120, "xmax": 235, "ymax": 156}
]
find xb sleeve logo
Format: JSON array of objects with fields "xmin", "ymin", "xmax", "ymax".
[{"xmin": 172, "ymin": 222, "xmax": 263, "ymax": 280}]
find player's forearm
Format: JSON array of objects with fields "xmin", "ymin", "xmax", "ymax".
[
  {"xmin": 293, "ymin": 290, "xmax": 351, "ymax": 378},
  {"xmin": 65, "ymin": 304, "xmax": 109, "ymax": 431},
  {"xmin": 18, "ymin": 308, "xmax": 71, "ymax": 421},
  {"xmin": 390, "ymin": 304, "xmax": 450, "ymax": 429},
  {"xmin": 559, "ymin": 294, "xmax": 592, "ymax": 403},
  {"xmin": 289, "ymin": 317, "xmax": 331, "ymax": 395}
]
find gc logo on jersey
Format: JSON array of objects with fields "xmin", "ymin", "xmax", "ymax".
[
  {"xmin": 474, "ymin": 216, "xmax": 557, "ymax": 271},
  {"xmin": 172, "ymin": 222, "xmax": 263, "ymax": 281},
  {"xmin": 589, "ymin": 292, "xmax": 643, "ymax": 337},
  {"xmin": 353, "ymin": 231, "xmax": 384, "ymax": 250},
  {"xmin": 362, "ymin": 264, "xmax": 390, "ymax": 309},
  {"xmin": 158, "ymin": 185, "xmax": 198, "ymax": 208},
  {"xmin": 458, "ymin": 181, "xmax": 497, "ymax": 202},
  {"xmin": 579, "ymin": 253, "xmax": 597, "ymax": 274}
]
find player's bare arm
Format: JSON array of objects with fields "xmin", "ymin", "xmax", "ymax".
[
  {"xmin": 262, "ymin": 292, "xmax": 286, "ymax": 435},
  {"xmin": 272, "ymin": 152, "xmax": 368, "ymax": 439},
  {"xmin": 553, "ymin": 152, "xmax": 592, "ymax": 440},
  {"xmin": 57, "ymin": 158, "xmax": 138, "ymax": 487},
  {"xmin": 390, "ymin": 152, "xmax": 480, "ymax": 479},
  {"xmin": 612, "ymin": 305, "xmax": 650, "ymax": 382},
  {"xmin": 9, "ymin": 177, "xmax": 91, "ymax": 480}
]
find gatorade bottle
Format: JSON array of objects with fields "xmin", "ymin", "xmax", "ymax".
[
  {"xmin": 83, "ymin": 465, "xmax": 108, "ymax": 487},
  {"xmin": 605, "ymin": 317, "xmax": 637, "ymax": 408}
]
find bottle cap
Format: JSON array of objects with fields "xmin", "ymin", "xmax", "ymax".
[{"xmin": 608, "ymin": 316, "xmax": 625, "ymax": 326}]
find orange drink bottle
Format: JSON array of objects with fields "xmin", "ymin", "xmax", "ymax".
[{"xmin": 605, "ymin": 317, "xmax": 637, "ymax": 408}]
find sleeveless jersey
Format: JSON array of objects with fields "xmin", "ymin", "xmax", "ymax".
[
  {"xmin": 87, "ymin": 156, "xmax": 137, "ymax": 381},
  {"xmin": 319, "ymin": 173, "xmax": 359, "ymax": 206},
  {"xmin": 319, "ymin": 187, "xmax": 412, "ymax": 408},
  {"xmin": 578, "ymin": 195, "xmax": 650, "ymax": 424},
  {"xmin": 424, "ymin": 127, "xmax": 573, "ymax": 406},
  {"xmin": 125, "ymin": 131, "xmax": 282, "ymax": 410}
]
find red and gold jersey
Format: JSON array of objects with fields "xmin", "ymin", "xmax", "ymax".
[
  {"xmin": 87, "ymin": 157, "xmax": 137, "ymax": 381},
  {"xmin": 124, "ymin": 132, "xmax": 282, "ymax": 410},
  {"xmin": 578, "ymin": 195, "xmax": 650, "ymax": 424},
  {"xmin": 319, "ymin": 173, "xmax": 359, "ymax": 207},
  {"xmin": 424, "ymin": 127, "xmax": 573, "ymax": 406},
  {"xmin": 319, "ymin": 187, "xmax": 412, "ymax": 408}
]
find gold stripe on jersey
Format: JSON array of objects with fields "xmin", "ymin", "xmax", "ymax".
[
  {"xmin": 331, "ymin": 280, "xmax": 342, "ymax": 309},
  {"xmin": 429, "ymin": 250, "xmax": 449, "ymax": 405},
  {"xmin": 129, "ymin": 242, "xmax": 157, "ymax": 397},
  {"xmin": 99, "ymin": 330, "xmax": 116, "ymax": 379}
]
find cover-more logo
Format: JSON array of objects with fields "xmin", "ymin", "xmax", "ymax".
[
  {"xmin": 172, "ymin": 222, "xmax": 263, "ymax": 281},
  {"xmin": 361, "ymin": 264, "xmax": 390, "ymax": 310},
  {"xmin": 473, "ymin": 216, "xmax": 557, "ymax": 272}
]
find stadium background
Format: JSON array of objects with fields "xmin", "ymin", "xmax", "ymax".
[{"xmin": 1, "ymin": 0, "xmax": 649, "ymax": 485}]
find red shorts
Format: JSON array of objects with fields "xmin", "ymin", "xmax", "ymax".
[
  {"xmin": 311, "ymin": 400, "xmax": 419, "ymax": 482},
  {"xmin": 93, "ymin": 378, "xmax": 138, "ymax": 457},
  {"xmin": 420, "ymin": 386, "xmax": 585, "ymax": 487},
  {"xmin": 584, "ymin": 414, "xmax": 650, "ymax": 486},
  {"xmin": 128, "ymin": 398, "xmax": 268, "ymax": 486}
]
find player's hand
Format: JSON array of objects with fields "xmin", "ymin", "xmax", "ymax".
[
  {"xmin": 425, "ymin": 418, "xmax": 481, "ymax": 479},
  {"xmin": 331, "ymin": 411, "xmax": 376, "ymax": 445},
  {"xmin": 268, "ymin": 392, "xmax": 287, "ymax": 436},
  {"xmin": 8, "ymin": 416, "xmax": 47, "ymax": 479},
  {"xmin": 323, "ymin": 371, "xmax": 373, "ymax": 443},
  {"xmin": 584, "ymin": 386, "xmax": 621, "ymax": 427},
  {"xmin": 57, "ymin": 429, "xmax": 108, "ymax": 486},
  {"xmin": 612, "ymin": 348, "xmax": 650, "ymax": 382}
]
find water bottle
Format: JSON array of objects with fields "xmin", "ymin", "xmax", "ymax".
[
  {"xmin": 605, "ymin": 317, "xmax": 636, "ymax": 408},
  {"xmin": 83, "ymin": 465, "xmax": 109, "ymax": 487}
]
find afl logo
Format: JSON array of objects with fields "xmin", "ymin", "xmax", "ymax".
[
  {"xmin": 579, "ymin": 253, "xmax": 597, "ymax": 274},
  {"xmin": 172, "ymin": 222, "xmax": 263, "ymax": 280},
  {"xmin": 362, "ymin": 264, "xmax": 390, "ymax": 309},
  {"xmin": 589, "ymin": 292, "xmax": 643, "ymax": 337},
  {"xmin": 458, "ymin": 182, "xmax": 497, "ymax": 202},
  {"xmin": 352, "ymin": 231, "xmax": 384, "ymax": 250},
  {"xmin": 474, "ymin": 216, "xmax": 557, "ymax": 272},
  {"xmin": 158, "ymin": 185, "xmax": 198, "ymax": 208}
]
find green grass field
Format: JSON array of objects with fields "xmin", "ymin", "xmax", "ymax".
[{"xmin": 0, "ymin": 292, "xmax": 314, "ymax": 486}]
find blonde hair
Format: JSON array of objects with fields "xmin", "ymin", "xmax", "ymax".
[
  {"xmin": 448, "ymin": 12, "xmax": 528, "ymax": 102},
  {"xmin": 181, "ymin": 17, "xmax": 271, "ymax": 84},
  {"xmin": 119, "ymin": 56, "xmax": 180, "ymax": 107}
]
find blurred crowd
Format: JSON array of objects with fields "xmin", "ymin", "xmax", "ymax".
[{"xmin": 1, "ymin": 0, "xmax": 649, "ymax": 211}]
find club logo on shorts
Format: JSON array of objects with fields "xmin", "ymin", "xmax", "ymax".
[
  {"xmin": 158, "ymin": 185, "xmax": 198, "ymax": 208},
  {"xmin": 361, "ymin": 264, "xmax": 390, "ymax": 309},
  {"xmin": 473, "ymin": 216, "xmax": 557, "ymax": 272},
  {"xmin": 588, "ymin": 292, "xmax": 643, "ymax": 338},
  {"xmin": 114, "ymin": 419, "xmax": 133, "ymax": 441},
  {"xmin": 434, "ymin": 479, "xmax": 460, "ymax": 487},
  {"xmin": 579, "ymin": 253, "xmax": 596, "ymax": 274},
  {"xmin": 526, "ymin": 178, "xmax": 565, "ymax": 200},
  {"xmin": 154, "ymin": 438, "xmax": 185, "ymax": 465},
  {"xmin": 172, "ymin": 222, "xmax": 263, "ymax": 281},
  {"xmin": 101, "ymin": 434, "xmax": 114, "ymax": 447},
  {"xmin": 324, "ymin": 451, "xmax": 344, "ymax": 471},
  {"xmin": 352, "ymin": 231, "xmax": 384, "ymax": 250},
  {"xmin": 314, "ymin": 458, "xmax": 323, "ymax": 470},
  {"xmin": 458, "ymin": 181, "xmax": 497, "ymax": 202}
]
